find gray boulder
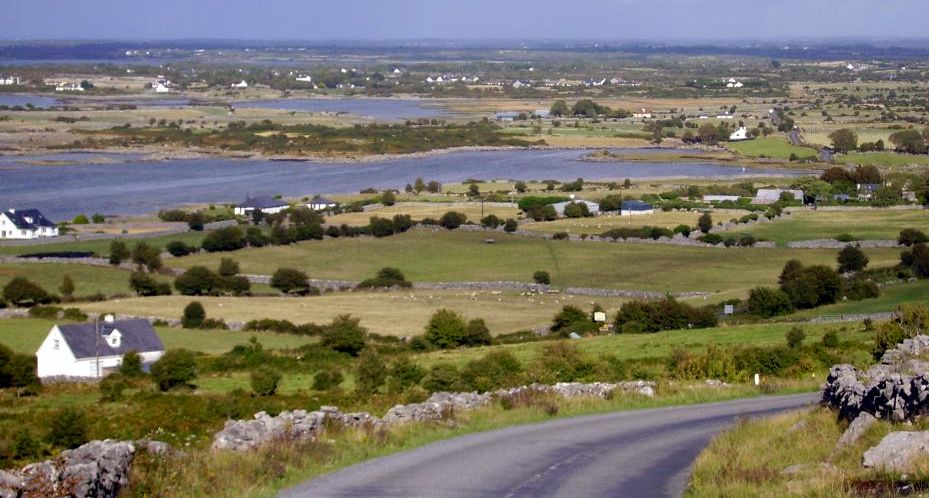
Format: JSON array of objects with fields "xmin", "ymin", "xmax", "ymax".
[
  {"xmin": 863, "ymin": 431, "xmax": 929, "ymax": 472},
  {"xmin": 836, "ymin": 412, "xmax": 877, "ymax": 450}
]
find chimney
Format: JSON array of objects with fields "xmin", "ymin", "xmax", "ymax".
[{"xmin": 104, "ymin": 314, "xmax": 115, "ymax": 323}]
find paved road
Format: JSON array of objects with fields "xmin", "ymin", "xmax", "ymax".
[{"xmin": 279, "ymin": 393, "xmax": 818, "ymax": 498}]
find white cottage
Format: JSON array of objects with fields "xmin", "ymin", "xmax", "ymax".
[
  {"xmin": 36, "ymin": 317, "xmax": 165, "ymax": 379},
  {"xmin": 0, "ymin": 208, "xmax": 58, "ymax": 239},
  {"xmin": 234, "ymin": 196, "xmax": 289, "ymax": 216},
  {"xmin": 307, "ymin": 196, "xmax": 337, "ymax": 211}
]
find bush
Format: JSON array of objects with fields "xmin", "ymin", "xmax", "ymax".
[
  {"xmin": 355, "ymin": 349, "xmax": 387, "ymax": 394},
  {"xmin": 615, "ymin": 297, "xmax": 717, "ymax": 333},
  {"xmin": 531, "ymin": 342, "xmax": 593, "ymax": 383},
  {"xmin": 59, "ymin": 275, "xmax": 75, "ymax": 299},
  {"xmin": 250, "ymin": 367, "xmax": 282, "ymax": 396},
  {"xmin": 320, "ymin": 315, "xmax": 367, "ymax": 356},
  {"xmin": 201, "ymin": 226, "xmax": 246, "ymax": 252},
  {"xmin": 368, "ymin": 216, "xmax": 396, "ymax": 238},
  {"xmin": 835, "ymin": 233, "xmax": 857, "ymax": 243},
  {"xmin": 481, "ymin": 214, "xmax": 501, "ymax": 229},
  {"xmin": 552, "ymin": 231, "xmax": 569, "ymax": 240},
  {"xmin": 72, "ymin": 214, "xmax": 89, "ymax": 225},
  {"xmin": 151, "ymin": 349, "xmax": 198, "ymax": 391},
  {"xmin": 47, "ymin": 407, "xmax": 89, "ymax": 449},
  {"xmin": 0, "ymin": 344, "xmax": 39, "ymax": 390},
  {"xmin": 503, "ymin": 219, "xmax": 518, "ymax": 233},
  {"xmin": 459, "ymin": 350, "xmax": 523, "ymax": 392},
  {"xmin": 699, "ymin": 233, "xmax": 723, "ymax": 245},
  {"xmin": 822, "ymin": 330, "xmax": 840, "ymax": 348},
  {"xmin": 899, "ymin": 228, "xmax": 929, "ymax": 247},
  {"xmin": 120, "ymin": 350, "xmax": 143, "ymax": 376},
  {"xmin": 533, "ymin": 270, "xmax": 551, "ymax": 285},
  {"xmin": 312, "ymin": 368, "xmax": 344, "ymax": 390},
  {"xmin": 109, "ymin": 240, "xmax": 130, "ymax": 266},
  {"xmin": 747, "ymin": 287, "xmax": 794, "ymax": 318},
  {"xmin": 424, "ymin": 309, "xmax": 467, "ymax": 349},
  {"xmin": 129, "ymin": 271, "xmax": 170, "ymax": 297},
  {"xmin": 181, "ymin": 301, "xmax": 206, "ymax": 329},
  {"xmin": 779, "ymin": 262, "xmax": 841, "ymax": 309},
  {"xmin": 697, "ymin": 212, "xmax": 713, "ymax": 233},
  {"xmin": 28, "ymin": 305, "xmax": 62, "ymax": 319},
  {"xmin": 388, "ymin": 357, "xmax": 426, "ymax": 393},
  {"xmin": 902, "ymin": 243, "xmax": 929, "ymax": 278},
  {"xmin": 552, "ymin": 305, "xmax": 597, "ymax": 336},
  {"xmin": 2, "ymin": 277, "xmax": 52, "ymax": 307},
  {"xmin": 270, "ymin": 268, "xmax": 312, "ymax": 295},
  {"xmin": 461, "ymin": 319, "xmax": 493, "ymax": 347},
  {"xmin": 439, "ymin": 211, "xmax": 467, "ymax": 229},
  {"xmin": 837, "ymin": 245, "xmax": 869, "ymax": 273},
  {"xmin": 99, "ymin": 374, "xmax": 128, "ymax": 402},
  {"xmin": 786, "ymin": 326, "xmax": 806, "ymax": 349},
  {"xmin": 843, "ymin": 278, "xmax": 880, "ymax": 301},
  {"xmin": 422, "ymin": 363, "xmax": 461, "ymax": 392},
  {"xmin": 131, "ymin": 242, "xmax": 162, "ymax": 272},
  {"xmin": 562, "ymin": 202, "xmax": 590, "ymax": 218},
  {"xmin": 166, "ymin": 240, "xmax": 195, "ymax": 257},
  {"xmin": 357, "ymin": 267, "xmax": 411, "ymax": 289},
  {"xmin": 174, "ymin": 266, "xmax": 222, "ymax": 296}
]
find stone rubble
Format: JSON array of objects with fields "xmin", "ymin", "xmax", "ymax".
[
  {"xmin": 0, "ymin": 440, "xmax": 137, "ymax": 498},
  {"xmin": 213, "ymin": 381, "xmax": 657, "ymax": 452}
]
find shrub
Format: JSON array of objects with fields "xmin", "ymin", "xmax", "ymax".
[
  {"xmin": 130, "ymin": 271, "xmax": 170, "ymax": 297},
  {"xmin": 424, "ymin": 309, "xmax": 467, "ymax": 349},
  {"xmin": 201, "ymin": 226, "xmax": 246, "ymax": 252},
  {"xmin": 357, "ymin": 267, "xmax": 411, "ymax": 289},
  {"xmin": 532, "ymin": 270, "xmax": 551, "ymax": 285},
  {"xmin": 615, "ymin": 297, "xmax": 717, "ymax": 333},
  {"xmin": 72, "ymin": 214, "xmax": 89, "ymax": 225},
  {"xmin": 2, "ymin": 277, "xmax": 52, "ymax": 307},
  {"xmin": 320, "ymin": 315, "xmax": 367, "ymax": 356},
  {"xmin": 312, "ymin": 369, "xmax": 344, "ymax": 390},
  {"xmin": 822, "ymin": 330, "xmax": 840, "ymax": 348},
  {"xmin": 673, "ymin": 224, "xmax": 691, "ymax": 237},
  {"xmin": 62, "ymin": 308, "xmax": 87, "ymax": 321},
  {"xmin": 461, "ymin": 319, "xmax": 493, "ymax": 347},
  {"xmin": 837, "ymin": 245, "xmax": 869, "ymax": 273},
  {"xmin": 120, "ymin": 350, "xmax": 143, "ymax": 377},
  {"xmin": 422, "ymin": 363, "xmax": 461, "ymax": 392},
  {"xmin": 174, "ymin": 266, "xmax": 222, "ymax": 295},
  {"xmin": 131, "ymin": 242, "xmax": 162, "ymax": 272},
  {"xmin": 899, "ymin": 228, "xmax": 929, "ymax": 247},
  {"xmin": 59, "ymin": 275, "xmax": 75, "ymax": 299},
  {"xmin": 0, "ymin": 344, "xmax": 39, "ymax": 390},
  {"xmin": 697, "ymin": 212, "xmax": 713, "ymax": 233},
  {"xmin": 47, "ymin": 407, "xmax": 89, "ymax": 449},
  {"xmin": 843, "ymin": 278, "xmax": 880, "ymax": 301},
  {"xmin": 552, "ymin": 305, "xmax": 596, "ymax": 336},
  {"xmin": 250, "ymin": 367, "xmax": 282, "ymax": 396},
  {"xmin": 747, "ymin": 287, "xmax": 794, "ymax": 318},
  {"xmin": 368, "ymin": 216, "xmax": 396, "ymax": 238},
  {"xmin": 503, "ymin": 219, "xmax": 518, "ymax": 233},
  {"xmin": 355, "ymin": 349, "xmax": 387, "ymax": 394},
  {"xmin": 439, "ymin": 211, "xmax": 467, "ymax": 229},
  {"xmin": 481, "ymin": 214, "xmax": 501, "ymax": 229},
  {"xmin": 381, "ymin": 190, "xmax": 396, "ymax": 206},
  {"xmin": 902, "ymin": 243, "xmax": 929, "ymax": 278},
  {"xmin": 459, "ymin": 350, "xmax": 522, "ymax": 392},
  {"xmin": 552, "ymin": 231, "xmax": 569, "ymax": 240},
  {"xmin": 779, "ymin": 262, "xmax": 841, "ymax": 309},
  {"xmin": 151, "ymin": 349, "xmax": 198, "ymax": 391},
  {"xmin": 166, "ymin": 240, "xmax": 195, "ymax": 257},
  {"xmin": 109, "ymin": 241, "xmax": 129, "ymax": 266},
  {"xmin": 562, "ymin": 202, "xmax": 590, "ymax": 218},
  {"xmin": 245, "ymin": 227, "xmax": 268, "ymax": 247},
  {"xmin": 531, "ymin": 342, "xmax": 593, "ymax": 383},
  {"xmin": 699, "ymin": 233, "xmax": 723, "ymax": 245},
  {"xmin": 388, "ymin": 357, "xmax": 426, "ymax": 393},
  {"xmin": 835, "ymin": 233, "xmax": 857, "ymax": 243},
  {"xmin": 99, "ymin": 374, "xmax": 128, "ymax": 402},
  {"xmin": 786, "ymin": 326, "xmax": 806, "ymax": 349},
  {"xmin": 181, "ymin": 301, "xmax": 206, "ymax": 329},
  {"xmin": 270, "ymin": 268, "xmax": 312, "ymax": 295},
  {"xmin": 28, "ymin": 305, "xmax": 62, "ymax": 319}
]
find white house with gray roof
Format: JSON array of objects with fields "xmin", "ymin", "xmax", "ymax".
[
  {"xmin": 234, "ymin": 196, "xmax": 289, "ymax": 216},
  {"xmin": 0, "ymin": 208, "xmax": 58, "ymax": 239},
  {"xmin": 35, "ymin": 316, "xmax": 165, "ymax": 379}
]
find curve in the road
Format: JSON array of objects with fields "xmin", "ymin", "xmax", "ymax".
[{"xmin": 279, "ymin": 393, "xmax": 817, "ymax": 498}]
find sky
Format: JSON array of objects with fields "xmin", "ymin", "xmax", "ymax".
[{"xmin": 4, "ymin": 0, "xmax": 926, "ymax": 41}]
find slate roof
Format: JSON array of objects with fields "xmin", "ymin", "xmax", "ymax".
[
  {"xmin": 4, "ymin": 209, "xmax": 56, "ymax": 230},
  {"xmin": 57, "ymin": 319, "xmax": 164, "ymax": 360},
  {"xmin": 621, "ymin": 200, "xmax": 654, "ymax": 211},
  {"xmin": 309, "ymin": 196, "xmax": 337, "ymax": 205},
  {"xmin": 237, "ymin": 196, "xmax": 288, "ymax": 209}
]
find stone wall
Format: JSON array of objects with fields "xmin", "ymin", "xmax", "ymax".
[
  {"xmin": 0, "ymin": 220, "xmax": 236, "ymax": 248},
  {"xmin": 787, "ymin": 239, "xmax": 899, "ymax": 249},
  {"xmin": 212, "ymin": 381, "xmax": 656, "ymax": 452}
]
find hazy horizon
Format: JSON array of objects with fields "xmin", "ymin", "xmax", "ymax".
[{"xmin": 6, "ymin": 0, "xmax": 926, "ymax": 41}]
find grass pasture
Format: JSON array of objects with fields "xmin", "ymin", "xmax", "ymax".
[
  {"xmin": 325, "ymin": 202, "xmax": 520, "ymax": 226},
  {"xmin": 524, "ymin": 209, "xmax": 750, "ymax": 236},
  {"xmin": 172, "ymin": 230, "xmax": 901, "ymax": 298},
  {"xmin": 725, "ymin": 137, "xmax": 818, "ymax": 161},
  {"xmin": 0, "ymin": 231, "xmax": 207, "ymax": 257},
  {"xmin": 76, "ymin": 291, "xmax": 630, "ymax": 337},
  {"xmin": 0, "ymin": 262, "xmax": 150, "ymax": 297},
  {"xmin": 722, "ymin": 208, "xmax": 929, "ymax": 245}
]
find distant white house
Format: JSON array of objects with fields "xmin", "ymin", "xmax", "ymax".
[
  {"xmin": 551, "ymin": 200, "xmax": 600, "ymax": 217},
  {"xmin": 0, "ymin": 76, "xmax": 21, "ymax": 86},
  {"xmin": 716, "ymin": 112, "xmax": 734, "ymax": 119},
  {"xmin": 533, "ymin": 109, "xmax": 551, "ymax": 118},
  {"xmin": 729, "ymin": 127, "xmax": 749, "ymax": 141},
  {"xmin": 307, "ymin": 196, "xmax": 337, "ymax": 211},
  {"xmin": 0, "ymin": 208, "xmax": 58, "ymax": 239},
  {"xmin": 495, "ymin": 111, "xmax": 520, "ymax": 122},
  {"xmin": 512, "ymin": 80, "xmax": 530, "ymax": 89},
  {"xmin": 633, "ymin": 108, "xmax": 652, "ymax": 119},
  {"xmin": 753, "ymin": 189, "xmax": 804, "ymax": 205},
  {"xmin": 55, "ymin": 82, "xmax": 84, "ymax": 92},
  {"xmin": 231, "ymin": 80, "xmax": 249, "ymax": 89},
  {"xmin": 234, "ymin": 196, "xmax": 289, "ymax": 216},
  {"xmin": 36, "ymin": 316, "xmax": 165, "ymax": 379},
  {"xmin": 295, "ymin": 75, "xmax": 313, "ymax": 83},
  {"xmin": 620, "ymin": 200, "xmax": 654, "ymax": 216}
]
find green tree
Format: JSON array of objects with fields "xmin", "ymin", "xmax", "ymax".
[
  {"xmin": 381, "ymin": 190, "xmax": 396, "ymax": 206},
  {"xmin": 533, "ymin": 270, "xmax": 551, "ymax": 285},
  {"xmin": 355, "ymin": 349, "xmax": 387, "ymax": 394},
  {"xmin": 697, "ymin": 212, "xmax": 713, "ymax": 233},
  {"xmin": 270, "ymin": 268, "xmax": 311, "ymax": 295},
  {"xmin": 109, "ymin": 240, "xmax": 129, "ymax": 266},
  {"xmin": 71, "ymin": 214, "xmax": 89, "ymax": 225},
  {"xmin": 467, "ymin": 184, "xmax": 480, "ymax": 198},
  {"xmin": 174, "ymin": 266, "xmax": 222, "ymax": 296},
  {"xmin": 413, "ymin": 177, "xmax": 426, "ymax": 193},
  {"xmin": 120, "ymin": 350, "xmax": 143, "ymax": 377},
  {"xmin": 786, "ymin": 326, "xmax": 806, "ymax": 349},
  {"xmin": 2, "ymin": 277, "xmax": 51, "ymax": 307},
  {"xmin": 320, "ymin": 315, "xmax": 367, "ymax": 356},
  {"xmin": 90, "ymin": 213, "xmax": 105, "ymax": 224},
  {"xmin": 747, "ymin": 287, "xmax": 793, "ymax": 318},
  {"xmin": 461, "ymin": 319, "xmax": 493, "ymax": 347},
  {"xmin": 151, "ymin": 349, "xmax": 198, "ymax": 391},
  {"xmin": 828, "ymin": 128, "xmax": 858, "ymax": 153},
  {"xmin": 131, "ymin": 242, "xmax": 162, "ymax": 272},
  {"xmin": 181, "ymin": 301, "xmax": 206, "ymax": 329},
  {"xmin": 250, "ymin": 367, "xmax": 282, "ymax": 396},
  {"xmin": 424, "ymin": 309, "xmax": 467, "ymax": 349},
  {"xmin": 201, "ymin": 226, "xmax": 246, "ymax": 252},
  {"xmin": 439, "ymin": 211, "xmax": 467, "ymax": 229},
  {"xmin": 388, "ymin": 357, "xmax": 426, "ymax": 392},
  {"xmin": 218, "ymin": 258, "xmax": 240, "ymax": 277},
  {"xmin": 550, "ymin": 99, "xmax": 569, "ymax": 117},
  {"xmin": 503, "ymin": 218, "xmax": 518, "ymax": 233},
  {"xmin": 837, "ymin": 245, "xmax": 869, "ymax": 273},
  {"xmin": 899, "ymin": 229, "xmax": 929, "ymax": 247},
  {"xmin": 514, "ymin": 181, "xmax": 528, "ymax": 193},
  {"xmin": 889, "ymin": 129, "xmax": 927, "ymax": 154},
  {"xmin": 58, "ymin": 275, "xmax": 75, "ymax": 299}
]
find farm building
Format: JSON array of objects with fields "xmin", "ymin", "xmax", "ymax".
[
  {"xmin": 36, "ymin": 317, "xmax": 164, "ymax": 379},
  {"xmin": 234, "ymin": 196, "xmax": 289, "ymax": 216},
  {"xmin": 307, "ymin": 196, "xmax": 338, "ymax": 211},
  {"xmin": 0, "ymin": 208, "xmax": 58, "ymax": 239},
  {"xmin": 729, "ymin": 127, "xmax": 749, "ymax": 141},
  {"xmin": 753, "ymin": 189, "xmax": 804, "ymax": 205},
  {"xmin": 620, "ymin": 200, "xmax": 655, "ymax": 216},
  {"xmin": 703, "ymin": 195, "xmax": 741, "ymax": 203},
  {"xmin": 632, "ymin": 108, "xmax": 652, "ymax": 119},
  {"xmin": 495, "ymin": 111, "xmax": 520, "ymax": 122},
  {"xmin": 552, "ymin": 200, "xmax": 600, "ymax": 217}
]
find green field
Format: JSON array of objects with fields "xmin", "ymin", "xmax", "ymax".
[
  {"xmin": 786, "ymin": 279, "xmax": 929, "ymax": 320},
  {"xmin": 0, "ymin": 231, "xmax": 207, "ymax": 257},
  {"xmin": 725, "ymin": 137, "xmax": 818, "ymax": 161},
  {"xmin": 722, "ymin": 208, "xmax": 929, "ymax": 245},
  {"xmin": 0, "ymin": 318, "xmax": 313, "ymax": 355},
  {"xmin": 172, "ymin": 230, "xmax": 901, "ymax": 298},
  {"xmin": 0, "ymin": 263, "xmax": 153, "ymax": 297},
  {"xmin": 524, "ymin": 210, "xmax": 750, "ymax": 235},
  {"xmin": 836, "ymin": 151, "xmax": 929, "ymax": 168}
]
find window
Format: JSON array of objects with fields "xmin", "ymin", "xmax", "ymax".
[{"xmin": 53, "ymin": 339, "xmax": 60, "ymax": 350}]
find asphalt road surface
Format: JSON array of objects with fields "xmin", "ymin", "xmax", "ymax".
[{"xmin": 279, "ymin": 393, "xmax": 818, "ymax": 498}]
